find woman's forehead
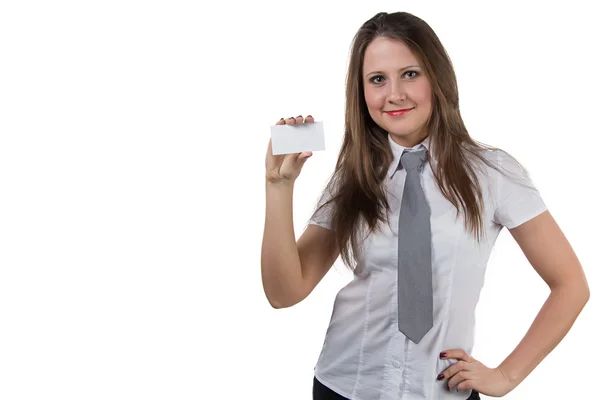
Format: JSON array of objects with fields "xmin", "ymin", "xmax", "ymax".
[{"xmin": 363, "ymin": 38, "xmax": 420, "ymax": 70}]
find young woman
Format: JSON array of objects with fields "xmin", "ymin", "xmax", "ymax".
[{"xmin": 261, "ymin": 11, "xmax": 589, "ymax": 400}]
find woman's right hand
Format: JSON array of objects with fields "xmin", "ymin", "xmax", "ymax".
[{"xmin": 265, "ymin": 114, "xmax": 314, "ymax": 184}]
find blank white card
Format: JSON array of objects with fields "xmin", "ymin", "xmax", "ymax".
[{"xmin": 270, "ymin": 120, "xmax": 326, "ymax": 155}]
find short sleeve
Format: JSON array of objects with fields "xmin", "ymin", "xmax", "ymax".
[
  {"xmin": 308, "ymin": 184, "xmax": 335, "ymax": 231},
  {"xmin": 493, "ymin": 150, "xmax": 548, "ymax": 229}
]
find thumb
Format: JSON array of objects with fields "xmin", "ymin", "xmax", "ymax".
[{"xmin": 296, "ymin": 151, "xmax": 313, "ymax": 167}]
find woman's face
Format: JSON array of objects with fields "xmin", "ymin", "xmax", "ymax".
[{"xmin": 362, "ymin": 36, "xmax": 433, "ymax": 148}]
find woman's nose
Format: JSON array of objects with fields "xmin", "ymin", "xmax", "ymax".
[{"xmin": 386, "ymin": 81, "xmax": 407, "ymax": 102}]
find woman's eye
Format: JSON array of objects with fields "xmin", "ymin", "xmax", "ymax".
[{"xmin": 369, "ymin": 71, "xmax": 419, "ymax": 84}]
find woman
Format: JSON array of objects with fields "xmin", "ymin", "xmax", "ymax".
[{"xmin": 261, "ymin": 11, "xmax": 589, "ymax": 400}]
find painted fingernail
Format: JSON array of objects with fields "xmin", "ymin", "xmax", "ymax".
[
  {"xmin": 297, "ymin": 115, "xmax": 302, "ymax": 118},
  {"xmin": 437, "ymin": 373, "xmax": 444, "ymax": 381},
  {"xmin": 280, "ymin": 118, "xmax": 284, "ymax": 120},
  {"xmin": 440, "ymin": 352, "xmax": 447, "ymax": 358}
]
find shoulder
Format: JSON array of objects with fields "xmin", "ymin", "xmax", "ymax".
[
  {"xmin": 465, "ymin": 145, "xmax": 538, "ymax": 204},
  {"xmin": 467, "ymin": 145, "xmax": 527, "ymax": 181}
]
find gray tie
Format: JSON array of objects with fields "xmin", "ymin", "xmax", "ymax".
[{"xmin": 397, "ymin": 148, "xmax": 433, "ymax": 344}]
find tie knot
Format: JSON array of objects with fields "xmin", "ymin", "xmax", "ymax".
[{"xmin": 400, "ymin": 148, "xmax": 428, "ymax": 172}]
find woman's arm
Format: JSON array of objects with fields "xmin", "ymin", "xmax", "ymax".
[
  {"xmin": 496, "ymin": 210, "xmax": 590, "ymax": 386},
  {"xmin": 261, "ymin": 181, "xmax": 339, "ymax": 308}
]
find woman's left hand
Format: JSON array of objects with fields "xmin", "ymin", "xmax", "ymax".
[{"xmin": 437, "ymin": 349, "xmax": 516, "ymax": 397}]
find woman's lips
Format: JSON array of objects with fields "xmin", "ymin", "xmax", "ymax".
[{"xmin": 384, "ymin": 108, "xmax": 414, "ymax": 116}]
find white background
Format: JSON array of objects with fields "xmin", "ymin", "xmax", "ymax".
[{"xmin": 1, "ymin": 0, "xmax": 598, "ymax": 399}]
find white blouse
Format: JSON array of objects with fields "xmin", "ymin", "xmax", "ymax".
[{"xmin": 308, "ymin": 133, "xmax": 547, "ymax": 400}]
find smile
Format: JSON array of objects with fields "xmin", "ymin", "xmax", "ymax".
[{"xmin": 384, "ymin": 108, "xmax": 414, "ymax": 116}]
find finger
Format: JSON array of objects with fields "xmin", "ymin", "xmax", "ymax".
[
  {"xmin": 280, "ymin": 152, "xmax": 301, "ymax": 172},
  {"xmin": 438, "ymin": 360, "xmax": 468, "ymax": 382},
  {"xmin": 281, "ymin": 150, "xmax": 311, "ymax": 174},
  {"xmin": 275, "ymin": 117, "xmax": 285, "ymax": 125},
  {"xmin": 447, "ymin": 370, "xmax": 472, "ymax": 392},
  {"xmin": 296, "ymin": 152, "xmax": 312, "ymax": 169},
  {"xmin": 305, "ymin": 114, "xmax": 314, "ymax": 123},
  {"xmin": 299, "ymin": 151, "xmax": 313, "ymax": 159},
  {"xmin": 295, "ymin": 114, "xmax": 304, "ymax": 124},
  {"xmin": 456, "ymin": 380, "xmax": 474, "ymax": 393},
  {"xmin": 286, "ymin": 116, "xmax": 296, "ymax": 125},
  {"xmin": 440, "ymin": 349, "xmax": 467, "ymax": 361}
]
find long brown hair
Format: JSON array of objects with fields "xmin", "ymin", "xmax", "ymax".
[{"xmin": 314, "ymin": 11, "xmax": 534, "ymax": 273}]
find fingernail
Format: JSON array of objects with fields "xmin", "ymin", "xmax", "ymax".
[
  {"xmin": 307, "ymin": 114, "xmax": 312, "ymax": 118},
  {"xmin": 440, "ymin": 352, "xmax": 447, "ymax": 358},
  {"xmin": 280, "ymin": 118, "xmax": 284, "ymax": 120},
  {"xmin": 437, "ymin": 373, "xmax": 444, "ymax": 381},
  {"xmin": 297, "ymin": 115, "xmax": 302, "ymax": 118}
]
